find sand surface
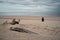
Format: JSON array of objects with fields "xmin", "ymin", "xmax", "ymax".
[{"xmin": 0, "ymin": 16, "xmax": 60, "ymax": 40}]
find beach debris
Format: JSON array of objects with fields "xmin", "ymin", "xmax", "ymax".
[
  {"xmin": 10, "ymin": 19, "xmax": 20, "ymax": 25},
  {"xmin": 3, "ymin": 20, "xmax": 8, "ymax": 24},
  {"xmin": 10, "ymin": 27, "xmax": 38, "ymax": 35}
]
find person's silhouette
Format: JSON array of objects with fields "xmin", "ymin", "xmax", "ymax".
[{"xmin": 42, "ymin": 17, "xmax": 44, "ymax": 22}]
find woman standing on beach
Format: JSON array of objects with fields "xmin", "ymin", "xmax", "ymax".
[{"xmin": 42, "ymin": 17, "xmax": 44, "ymax": 22}]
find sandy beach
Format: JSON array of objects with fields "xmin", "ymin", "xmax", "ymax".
[{"xmin": 0, "ymin": 16, "xmax": 60, "ymax": 40}]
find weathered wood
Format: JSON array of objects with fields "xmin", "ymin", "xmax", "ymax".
[
  {"xmin": 10, "ymin": 19, "xmax": 20, "ymax": 25},
  {"xmin": 10, "ymin": 27, "xmax": 38, "ymax": 35}
]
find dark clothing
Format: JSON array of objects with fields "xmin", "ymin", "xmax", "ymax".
[{"xmin": 42, "ymin": 17, "xmax": 44, "ymax": 22}]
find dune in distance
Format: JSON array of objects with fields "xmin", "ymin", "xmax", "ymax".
[{"xmin": 0, "ymin": 16, "xmax": 60, "ymax": 40}]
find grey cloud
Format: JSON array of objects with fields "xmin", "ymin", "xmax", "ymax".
[
  {"xmin": 1, "ymin": 0, "xmax": 59, "ymax": 6},
  {"xmin": 0, "ymin": 0, "xmax": 60, "ymax": 16},
  {"xmin": 32, "ymin": 0, "xmax": 40, "ymax": 2},
  {"xmin": 52, "ymin": 0, "xmax": 60, "ymax": 2},
  {"xmin": 0, "ymin": 1, "xmax": 4, "ymax": 3},
  {"xmin": 15, "ymin": 0, "xmax": 25, "ymax": 1}
]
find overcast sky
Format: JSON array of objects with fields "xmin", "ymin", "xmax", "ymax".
[{"xmin": 0, "ymin": 0, "xmax": 60, "ymax": 16}]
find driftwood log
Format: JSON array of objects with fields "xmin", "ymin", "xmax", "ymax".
[
  {"xmin": 10, "ymin": 19, "xmax": 20, "ymax": 25},
  {"xmin": 10, "ymin": 27, "xmax": 38, "ymax": 35}
]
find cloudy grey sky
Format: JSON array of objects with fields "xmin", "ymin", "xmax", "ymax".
[{"xmin": 0, "ymin": 0, "xmax": 60, "ymax": 16}]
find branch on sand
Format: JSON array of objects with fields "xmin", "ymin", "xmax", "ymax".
[
  {"xmin": 10, "ymin": 19, "xmax": 20, "ymax": 25},
  {"xmin": 10, "ymin": 27, "xmax": 39, "ymax": 35}
]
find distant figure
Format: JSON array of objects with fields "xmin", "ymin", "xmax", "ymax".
[{"xmin": 42, "ymin": 17, "xmax": 44, "ymax": 22}]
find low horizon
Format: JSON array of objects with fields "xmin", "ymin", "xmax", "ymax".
[{"xmin": 0, "ymin": 12, "xmax": 60, "ymax": 17}]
